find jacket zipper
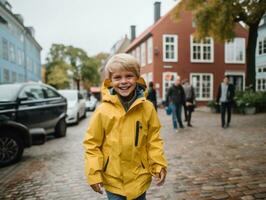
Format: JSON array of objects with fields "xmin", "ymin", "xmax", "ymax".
[
  {"xmin": 135, "ymin": 121, "xmax": 140, "ymax": 146},
  {"xmin": 141, "ymin": 161, "xmax": 145, "ymax": 169},
  {"xmin": 103, "ymin": 156, "xmax": 109, "ymax": 172}
]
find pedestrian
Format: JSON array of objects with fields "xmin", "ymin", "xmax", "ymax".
[
  {"xmin": 166, "ymin": 76, "xmax": 185, "ymax": 132},
  {"xmin": 216, "ymin": 75, "xmax": 235, "ymax": 128},
  {"xmin": 83, "ymin": 53, "xmax": 167, "ymax": 200},
  {"xmin": 182, "ymin": 79, "xmax": 195, "ymax": 127},
  {"xmin": 147, "ymin": 81, "xmax": 157, "ymax": 111}
]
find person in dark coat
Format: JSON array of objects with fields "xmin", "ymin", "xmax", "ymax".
[
  {"xmin": 216, "ymin": 75, "xmax": 235, "ymax": 128},
  {"xmin": 182, "ymin": 79, "xmax": 195, "ymax": 127},
  {"xmin": 166, "ymin": 77, "xmax": 185, "ymax": 130},
  {"xmin": 147, "ymin": 81, "xmax": 157, "ymax": 111}
]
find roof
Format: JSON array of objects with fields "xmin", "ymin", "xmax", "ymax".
[
  {"xmin": 0, "ymin": 2, "xmax": 42, "ymax": 50},
  {"xmin": 125, "ymin": 6, "xmax": 175, "ymax": 52}
]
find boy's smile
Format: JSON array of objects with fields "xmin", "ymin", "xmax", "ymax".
[{"xmin": 111, "ymin": 70, "xmax": 138, "ymax": 97}]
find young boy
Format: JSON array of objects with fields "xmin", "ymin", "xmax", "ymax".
[{"xmin": 83, "ymin": 53, "xmax": 167, "ymax": 200}]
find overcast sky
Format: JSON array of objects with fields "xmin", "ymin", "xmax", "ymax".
[{"xmin": 8, "ymin": 0, "xmax": 178, "ymax": 63}]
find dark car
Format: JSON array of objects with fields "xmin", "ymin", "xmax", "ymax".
[{"xmin": 0, "ymin": 82, "xmax": 67, "ymax": 167}]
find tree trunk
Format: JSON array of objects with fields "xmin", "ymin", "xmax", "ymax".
[{"xmin": 246, "ymin": 24, "xmax": 258, "ymax": 91}]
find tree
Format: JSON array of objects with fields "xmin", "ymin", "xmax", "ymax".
[
  {"xmin": 46, "ymin": 44, "xmax": 103, "ymax": 90},
  {"xmin": 46, "ymin": 61, "xmax": 70, "ymax": 89},
  {"xmin": 172, "ymin": 0, "xmax": 266, "ymax": 90}
]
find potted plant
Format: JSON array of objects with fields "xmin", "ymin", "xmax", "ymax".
[
  {"xmin": 235, "ymin": 90, "xmax": 257, "ymax": 115},
  {"xmin": 207, "ymin": 100, "xmax": 219, "ymax": 113}
]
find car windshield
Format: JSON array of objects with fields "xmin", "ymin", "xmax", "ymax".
[
  {"xmin": 58, "ymin": 91, "xmax": 77, "ymax": 101},
  {"xmin": 0, "ymin": 84, "xmax": 21, "ymax": 101}
]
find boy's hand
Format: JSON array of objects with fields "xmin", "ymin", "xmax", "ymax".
[
  {"xmin": 90, "ymin": 183, "xmax": 103, "ymax": 194},
  {"xmin": 154, "ymin": 168, "xmax": 167, "ymax": 186}
]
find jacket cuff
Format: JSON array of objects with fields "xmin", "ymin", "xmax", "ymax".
[
  {"xmin": 87, "ymin": 172, "xmax": 103, "ymax": 185},
  {"xmin": 151, "ymin": 164, "xmax": 167, "ymax": 175}
]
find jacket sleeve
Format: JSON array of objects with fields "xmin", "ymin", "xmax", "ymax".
[
  {"xmin": 83, "ymin": 110, "xmax": 104, "ymax": 185},
  {"xmin": 147, "ymin": 107, "xmax": 168, "ymax": 175},
  {"xmin": 165, "ymin": 87, "xmax": 172, "ymax": 107}
]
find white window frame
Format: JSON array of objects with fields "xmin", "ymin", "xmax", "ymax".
[
  {"xmin": 190, "ymin": 35, "xmax": 214, "ymax": 63},
  {"xmin": 224, "ymin": 71, "xmax": 245, "ymax": 91},
  {"xmin": 147, "ymin": 37, "xmax": 153, "ymax": 64},
  {"xmin": 256, "ymin": 78, "xmax": 266, "ymax": 91},
  {"xmin": 163, "ymin": 34, "xmax": 178, "ymax": 62},
  {"xmin": 190, "ymin": 73, "xmax": 213, "ymax": 101},
  {"xmin": 140, "ymin": 42, "xmax": 146, "ymax": 67},
  {"xmin": 225, "ymin": 37, "xmax": 245, "ymax": 64},
  {"xmin": 257, "ymin": 36, "xmax": 266, "ymax": 56},
  {"xmin": 162, "ymin": 72, "xmax": 178, "ymax": 100}
]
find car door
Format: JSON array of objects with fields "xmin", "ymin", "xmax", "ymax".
[
  {"xmin": 78, "ymin": 92, "xmax": 86, "ymax": 117},
  {"xmin": 16, "ymin": 84, "xmax": 47, "ymax": 129},
  {"xmin": 42, "ymin": 86, "xmax": 67, "ymax": 132}
]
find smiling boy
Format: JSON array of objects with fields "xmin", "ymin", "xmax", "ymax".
[{"xmin": 83, "ymin": 53, "xmax": 167, "ymax": 200}]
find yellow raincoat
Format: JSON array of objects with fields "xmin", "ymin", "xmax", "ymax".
[{"xmin": 83, "ymin": 78, "xmax": 167, "ymax": 199}]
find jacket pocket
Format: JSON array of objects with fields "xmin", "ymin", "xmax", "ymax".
[
  {"xmin": 103, "ymin": 156, "xmax": 109, "ymax": 172},
  {"xmin": 135, "ymin": 121, "xmax": 142, "ymax": 147}
]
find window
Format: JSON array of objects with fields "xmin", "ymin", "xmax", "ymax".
[
  {"xmin": 190, "ymin": 73, "xmax": 213, "ymax": 100},
  {"xmin": 44, "ymin": 87, "xmax": 60, "ymax": 98},
  {"xmin": 3, "ymin": 69, "xmax": 10, "ymax": 83},
  {"xmin": 190, "ymin": 36, "xmax": 214, "ymax": 63},
  {"xmin": 257, "ymin": 78, "xmax": 266, "ymax": 91},
  {"xmin": 225, "ymin": 38, "xmax": 245, "ymax": 63},
  {"xmin": 19, "ymin": 85, "xmax": 45, "ymax": 100},
  {"xmin": 140, "ymin": 42, "xmax": 146, "ymax": 66},
  {"xmin": 163, "ymin": 34, "xmax": 178, "ymax": 62},
  {"xmin": 2, "ymin": 38, "xmax": 8, "ymax": 60},
  {"xmin": 9, "ymin": 42, "xmax": 16, "ymax": 63},
  {"xmin": 11, "ymin": 71, "xmax": 17, "ymax": 83},
  {"xmin": 147, "ymin": 37, "xmax": 153, "ymax": 64},
  {"xmin": 258, "ymin": 37, "xmax": 266, "ymax": 55},
  {"xmin": 162, "ymin": 72, "xmax": 178, "ymax": 100}
]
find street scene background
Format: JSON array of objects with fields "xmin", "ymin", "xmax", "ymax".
[{"xmin": 1, "ymin": 109, "xmax": 266, "ymax": 200}]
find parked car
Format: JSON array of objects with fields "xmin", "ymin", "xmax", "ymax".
[
  {"xmin": 58, "ymin": 90, "xmax": 86, "ymax": 124},
  {"xmin": 0, "ymin": 82, "xmax": 67, "ymax": 167},
  {"xmin": 85, "ymin": 94, "xmax": 98, "ymax": 111}
]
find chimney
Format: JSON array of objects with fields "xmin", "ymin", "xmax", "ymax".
[
  {"xmin": 154, "ymin": 1, "xmax": 161, "ymax": 23},
  {"xmin": 130, "ymin": 25, "xmax": 136, "ymax": 41}
]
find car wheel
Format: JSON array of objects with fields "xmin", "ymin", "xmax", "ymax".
[
  {"xmin": 54, "ymin": 118, "xmax": 67, "ymax": 138},
  {"xmin": 0, "ymin": 132, "xmax": 24, "ymax": 167}
]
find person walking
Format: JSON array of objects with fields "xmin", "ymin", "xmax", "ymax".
[
  {"xmin": 83, "ymin": 53, "xmax": 167, "ymax": 200},
  {"xmin": 216, "ymin": 75, "xmax": 235, "ymax": 128},
  {"xmin": 182, "ymin": 79, "xmax": 195, "ymax": 127},
  {"xmin": 147, "ymin": 81, "xmax": 157, "ymax": 111},
  {"xmin": 166, "ymin": 76, "xmax": 185, "ymax": 132}
]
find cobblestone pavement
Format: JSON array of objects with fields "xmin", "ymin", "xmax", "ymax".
[{"xmin": 0, "ymin": 109, "xmax": 266, "ymax": 200}]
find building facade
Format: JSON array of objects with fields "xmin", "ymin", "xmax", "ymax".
[
  {"xmin": 0, "ymin": 0, "xmax": 42, "ymax": 84},
  {"xmin": 256, "ymin": 14, "xmax": 266, "ymax": 91},
  {"xmin": 126, "ymin": 2, "xmax": 248, "ymax": 104}
]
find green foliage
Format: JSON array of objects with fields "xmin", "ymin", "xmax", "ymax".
[
  {"xmin": 46, "ymin": 61, "xmax": 70, "ymax": 89},
  {"xmin": 172, "ymin": 0, "xmax": 266, "ymax": 90},
  {"xmin": 234, "ymin": 90, "xmax": 266, "ymax": 113},
  {"xmin": 46, "ymin": 44, "xmax": 109, "ymax": 89}
]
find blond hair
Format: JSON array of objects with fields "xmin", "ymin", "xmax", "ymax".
[{"xmin": 105, "ymin": 53, "xmax": 140, "ymax": 79}]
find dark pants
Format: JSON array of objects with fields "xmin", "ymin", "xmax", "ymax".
[
  {"xmin": 175, "ymin": 103, "xmax": 184, "ymax": 128},
  {"xmin": 220, "ymin": 102, "xmax": 232, "ymax": 127},
  {"xmin": 106, "ymin": 191, "xmax": 146, "ymax": 200}
]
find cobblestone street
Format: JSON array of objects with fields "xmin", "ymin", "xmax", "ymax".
[{"xmin": 0, "ymin": 110, "xmax": 266, "ymax": 200}]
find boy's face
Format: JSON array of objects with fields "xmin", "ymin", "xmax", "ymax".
[{"xmin": 111, "ymin": 69, "xmax": 138, "ymax": 97}]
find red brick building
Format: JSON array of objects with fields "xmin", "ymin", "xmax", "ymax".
[{"xmin": 126, "ymin": 2, "xmax": 248, "ymax": 104}]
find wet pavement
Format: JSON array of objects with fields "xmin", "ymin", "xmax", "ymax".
[{"xmin": 0, "ymin": 109, "xmax": 266, "ymax": 200}]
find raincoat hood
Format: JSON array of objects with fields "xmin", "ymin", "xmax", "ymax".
[{"xmin": 101, "ymin": 77, "xmax": 148, "ymax": 105}]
